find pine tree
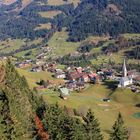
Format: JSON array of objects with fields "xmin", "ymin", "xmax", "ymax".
[
  {"xmin": 0, "ymin": 90, "xmax": 14, "ymax": 140},
  {"xmin": 83, "ymin": 109, "xmax": 103, "ymax": 140},
  {"xmin": 43, "ymin": 103, "xmax": 86, "ymax": 140},
  {"xmin": 109, "ymin": 112, "xmax": 129, "ymax": 140}
]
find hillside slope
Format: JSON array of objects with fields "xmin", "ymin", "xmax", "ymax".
[
  {"xmin": 66, "ymin": 0, "xmax": 140, "ymax": 41},
  {"xmin": 0, "ymin": 60, "xmax": 45, "ymax": 139}
]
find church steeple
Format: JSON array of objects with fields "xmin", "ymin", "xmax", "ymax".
[{"xmin": 122, "ymin": 59, "xmax": 127, "ymax": 77}]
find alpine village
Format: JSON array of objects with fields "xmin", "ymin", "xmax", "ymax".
[{"xmin": 0, "ymin": 0, "xmax": 140, "ymax": 140}]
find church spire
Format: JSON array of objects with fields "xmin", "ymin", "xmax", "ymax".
[{"xmin": 122, "ymin": 58, "xmax": 127, "ymax": 77}]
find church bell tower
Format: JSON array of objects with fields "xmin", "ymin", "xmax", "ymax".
[{"xmin": 122, "ymin": 59, "xmax": 127, "ymax": 77}]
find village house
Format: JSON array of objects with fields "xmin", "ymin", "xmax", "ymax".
[
  {"xmin": 16, "ymin": 62, "xmax": 31, "ymax": 68},
  {"xmin": 55, "ymin": 72, "xmax": 66, "ymax": 79},
  {"xmin": 76, "ymin": 81, "xmax": 85, "ymax": 91},
  {"xmin": 67, "ymin": 71, "xmax": 82, "ymax": 81},
  {"xmin": 36, "ymin": 60, "xmax": 45, "ymax": 65},
  {"xmin": 127, "ymin": 70, "xmax": 140, "ymax": 78},
  {"xmin": 47, "ymin": 62, "xmax": 57, "ymax": 73},
  {"xmin": 31, "ymin": 66, "xmax": 42, "ymax": 72},
  {"xmin": 75, "ymin": 67, "xmax": 83, "ymax": 73},
  {"xmin": 59, "ymin": 87, "xmax": 70, "ymax": 100},
  {"xmin": 66, "ymin": 81, "xmax": 85, "ymax": 91},
  {"xmin": 66, "ymin": 82, "xmax": 77, "ymax": 91},
  {"xmin": 82, "ymin": 74, "xmax": 89, "ymax": 82},
  {"xmin": 133, "ymin": 76, "xmax": 140, "ymax": 85}
]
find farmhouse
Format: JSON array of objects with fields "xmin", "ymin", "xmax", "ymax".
[
  {"xmin": 17, "ymin": 62, "xmax": 31, "ymax": 68},
  {"xmin": 66, "ymin": 82, "xmax": 77, "ymax": 91},
  {"xmin": 67, "ymin": 71, "xmax": 84, "ymax": 81},
  {"xmin": 134, "ymin": 76, "xmax": 140, "ymax": 85},
  {"xmin": 31, "ymin": 66, "xmax": 42, "ymax": 72},
  {"xmin": 59, "ymin": 87, "xmax": 70, "ymax": 100},
  {"xmin": 55, "ymin": 72, "xmax": 66, "ymax": 79}
]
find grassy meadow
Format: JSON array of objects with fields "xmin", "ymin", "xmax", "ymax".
[
  {"xmin": 47, "ymin": 0, "xmax": 80, "ymax": 7},
  {"xmin": 34, "ymin": 23, "xmax": 52, "ymax": 30},
  {"xmin": 39, "ymin": 10, "xmax": 62, "ymax": 19},
  {"xmin": 47, "ymin": 29, "xmax": 81, "ymax": 57},
  {"xmin": 0, "ymin": 39, "xmax": 25, "ymax": 53},
  {"xmin": 42, "ymin": 83, "xmax": 140, "ymax": 140},
  {"xmin": 17, "ymin": 68, "xmax": 65, "ymax": 88}
]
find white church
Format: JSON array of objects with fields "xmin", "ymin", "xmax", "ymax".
[{"xmin": 118, "ymin": 59, "xmax": 133, "ymax": 87}]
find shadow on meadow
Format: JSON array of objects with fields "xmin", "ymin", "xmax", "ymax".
[
  {"xmin": 135, "ymin": 103, "xmax": 140, "ymax": 108},
  {"xmin": 102, "ymin": 80, "xmax": 118, "ymax": 97}
]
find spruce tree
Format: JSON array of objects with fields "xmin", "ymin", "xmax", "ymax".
[
  {"xmin": 109, "ymin": 112, "xmax": 129, "ymax": 140},
  {"xmin": 83, "ymin": 109, "xmax": 103, "ymax": 140}
]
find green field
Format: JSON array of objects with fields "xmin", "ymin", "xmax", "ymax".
[
  {"xmin": 42, "ymin": 83, "xmax": 140, "ymax": 140},
  {"xmin": 47, "ymin": 0, "xmax": 80, "ymax": 7},
  {"xmin": 0, "ymin": 39, "xmax": 25, "ymax": 53},
  {"xmin": 0, "ymin": 38, "xmax": 42, "ymax": 57},
  {"xmin": 39, "ymin": 10, "xmax": 62, "ymax": 19},
  {"xmin": 17, "ymin": 68, "xmax": 65, "ymax": 88},
  {"xmin": 47, "ymin": 29, "xmax": 81, "ymax": 57},
  {"xmin": 17, "ymin": 67, "xmax": 140, "ymax": 140}
]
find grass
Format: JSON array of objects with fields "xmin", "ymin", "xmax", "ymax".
[
  {"xmin": 41, "ymin": 83, "xmax": 140, "ymax": 140},
  {"xmin": 123, "ymin": 33, "xmax": 140, "ymax": 39},
  {"xmin": 47, "ymin": 0, "xmax": 66, "ymax": 6},
  {"xmin": 17, "ymin": 68, "xmax": 65, "ymax": 88},
  {"xmin": 90, "ymin": 52, "xmax": 123, "ymax": 66},
  {"xmin": 39, "ymin": 10, "xmax": 62, "ymax": 19},
  {"xmin": 0, "ymin": 38, "xmax": 42, "ymax": 55},
  {"xmin": 47, "ymin": 0, "xmax": 80, "ymax": 7},
  {"xmin": 0, "ymin": 39, "xmax": 25, "ymax": 53},
  {"xmin": 15, "ymin": 48, "xmax": 37, "ymax": 59},
  {"xmin": 34, "ymin": 23, "xmax": 52, "ymax": 30},
  {"xmin": 14, "ymin": 38, "xmax": 42, "ymax": 58},
  {"xmin": 47, "ymin": 29, "xmax": 80, "ymax": 57}
]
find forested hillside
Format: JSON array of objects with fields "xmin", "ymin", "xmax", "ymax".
[
  {"xmin": 0, "ymin": 60, "xmax": 47, "ymax": 139},
  {"xmin": 66, "ymin": 0, "xmax": 140, "ymax": 41},
  {"xmin": 0, "ymin": 0, "xmax": 74, "ymax": 40}
]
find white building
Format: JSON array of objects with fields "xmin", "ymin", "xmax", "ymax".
[
  {"xmin": 55, "ymin": 73, "xmax": 66, "ymax": 79},
  {"xmin": 118, "ymin": 59, "xmax": 133, "ymax": 87}
]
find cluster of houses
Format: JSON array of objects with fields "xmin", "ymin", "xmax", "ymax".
[
  {"xmin": 57, "ymin": 59, "xmax": 140, "ymax": 99},
  {"xmin": 15, "ymin": 59, "xmax": 32, "ymax": 68},
  {"xmin": 15, "ymin": 57, "xmax": 140, "ymax": 100},
  {"xmin": 53, "ymin": 66, "xmax": 114, "ymax": 99}
]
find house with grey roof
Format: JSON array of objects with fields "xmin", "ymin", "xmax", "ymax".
[{"xmin": 59, "ymin": 87, "xmax": 70, "ymax": 100}]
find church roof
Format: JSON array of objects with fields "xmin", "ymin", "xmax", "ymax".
[{"xmin": 120, "ymin": 77, "xmax": 132, "ymax": 82}]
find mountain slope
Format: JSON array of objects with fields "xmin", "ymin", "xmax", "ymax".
[{"xmin": 66, "ymin": 0, "xmax": 140, "ymax": 41}]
